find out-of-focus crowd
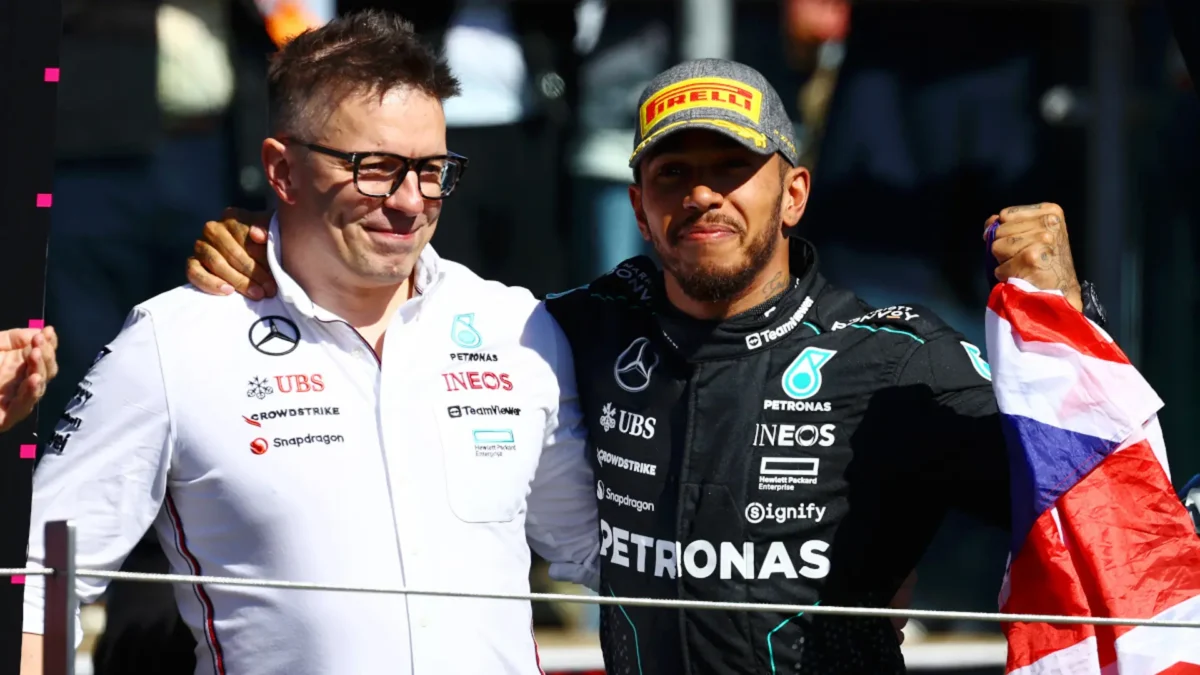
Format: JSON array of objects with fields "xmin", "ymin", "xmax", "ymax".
[{"xmin": 35, "ymin": 0, "xmax": 1200, "ymax": 660}]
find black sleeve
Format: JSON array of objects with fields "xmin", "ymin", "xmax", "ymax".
[{"xmin": 896, "ymin": 333, "xmax": 1011, "ymax": 531}]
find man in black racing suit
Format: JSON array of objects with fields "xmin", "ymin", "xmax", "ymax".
[
  {"xmin": 544, "ymin": 242, "xmax": 1011, "ymax": 674},
  {"xmin": 541, "ymin": 58, "xmax": 1098, "ymax": 675}
]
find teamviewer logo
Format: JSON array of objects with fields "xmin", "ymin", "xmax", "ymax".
[
  {"xmin": 447, "ymin": 406, "xmax": 462, "ymax": 418},
  {"xmin": 745, "ymin": 333, "xmax": 763, "ymax": 349}
]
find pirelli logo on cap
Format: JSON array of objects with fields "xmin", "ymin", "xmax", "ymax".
[{"xmin": 639, "ymin": 77, "xmax": 763, "ymax": 137}]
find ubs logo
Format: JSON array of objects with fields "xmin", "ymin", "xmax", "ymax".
[
  {"xmin": 249, "ymin": 316, "xmax": 300, "ymax": 356},
  {"xmin": 614, "ymin": 337, "xmax": 659, "ymax": 393}
]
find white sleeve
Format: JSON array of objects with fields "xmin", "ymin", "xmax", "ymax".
[
  {"xmin": 23, "ymin": 307, "xmax": 174, "ymax": 646},
  {"xmin": 524, "ymin": 305, "xmax": 601, "ymax": 592}
]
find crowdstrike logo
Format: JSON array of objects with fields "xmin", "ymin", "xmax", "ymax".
[
  {"xmin": 243, "ymin": 406, "xmax": 340, "ymax": 427},
  {"xmin": 600, "ymin": 519, "xmax": 830, "ymax": 581},
  {"xmin": 597, "ymin": 448, "xmax": 657, "ymax": 476},
  {"xmin": 597, "ymin": 481, "xmax": 655, "ymax": 513},
  {"xmin": 746, "ymin": 296, "xmax": 813, "ymax": 350}
]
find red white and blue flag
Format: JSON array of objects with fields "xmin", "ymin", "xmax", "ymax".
[{"xmin": 987, "ymin": 278, "xmax": 1200, "ymax": 674}]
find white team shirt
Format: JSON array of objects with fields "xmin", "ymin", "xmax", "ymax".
[{"xmin": 23, "ymin": 220, "xmax": 600, "ymax": 675}]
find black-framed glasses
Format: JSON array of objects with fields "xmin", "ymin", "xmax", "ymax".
[{"xmin": 292, "ymin": 141, "xmax": 469, "ymax": 200}]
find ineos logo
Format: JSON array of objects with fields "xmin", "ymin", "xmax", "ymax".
[
  {"xmin": 613, "ymin": 337, "xmax": 659, "ymax": 393},
  {"xmin": 248, "ymin": 316, "xmax": 300, "ymax": 356}
]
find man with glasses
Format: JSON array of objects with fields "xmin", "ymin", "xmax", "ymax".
[{"xmin": 21, "ymin": 11, "xmax": 598, "ymax": 675}]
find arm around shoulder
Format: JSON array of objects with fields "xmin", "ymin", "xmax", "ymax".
[{"xmin": 524, "ymin": 305, "xmax": 600, "ymax": 591}]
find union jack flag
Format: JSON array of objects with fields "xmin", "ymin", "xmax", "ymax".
[{"xmin": 987, "ymin": 278, "xmax": 1200, "ymax": 674}]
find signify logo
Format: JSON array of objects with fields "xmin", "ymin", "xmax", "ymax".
[{"xmin": 744, "ymin": 501, "xmax": 827, "ymax": 524}]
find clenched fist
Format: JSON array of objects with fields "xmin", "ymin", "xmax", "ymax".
[{"xmin": 985, "ymin": 203, "xmax": 1083, "ymax": 312}]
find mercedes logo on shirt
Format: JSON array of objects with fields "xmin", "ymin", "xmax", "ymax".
[
  {"xmin": 613, "ymin": 337, "xmax": 659, "ymax": 393},
  {"xmin": 248, "ymin": 316, "xmax": 301, "ymax": 356}
]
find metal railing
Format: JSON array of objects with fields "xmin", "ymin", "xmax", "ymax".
[{"xmin": 6, "ymin": 521, "xmax": 1200, "ymax": 675}]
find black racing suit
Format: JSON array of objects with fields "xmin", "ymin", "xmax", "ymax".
[{"xmin": 544, "ymin": 240, "xmax": 1011, "ymax": 675}]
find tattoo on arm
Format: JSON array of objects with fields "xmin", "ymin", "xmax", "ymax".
[
  {"xmin": 762, "ymin": 271, "xmax": 787, "ymax": 299},
  {"xmin": 1041, "ymin": 214, "xmax": 1081, "ymax": 297}
]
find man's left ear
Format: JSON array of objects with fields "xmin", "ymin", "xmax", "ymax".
[{"xmin": 782, "ymin": 164, "xmax": 811, "ymax": 227}]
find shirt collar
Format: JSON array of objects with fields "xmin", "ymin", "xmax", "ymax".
[
  {"xmin": 266, "ymin": 213, "xmax": 445, "ymax": 323},
  {"xmin": 586, "ymin": 238, "xmax": 825, "ymax": 361}
]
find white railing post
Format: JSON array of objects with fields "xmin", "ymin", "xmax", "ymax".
[{"xmin": 43, "ymin": 520, "xmax": 76, "ymax": 675}]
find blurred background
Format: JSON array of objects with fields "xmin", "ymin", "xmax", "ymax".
[{"xmin": 27, "ymin": 0, "xmax": 1200, "ymax": 673}]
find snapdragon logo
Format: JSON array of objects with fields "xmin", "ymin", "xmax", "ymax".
[
  {"xmin": 273, "ymin": 434, "xmax": 344, "ymax": 448},
  {"xmin": 600, "ymin": 519, "xmax": 830, "ymax": 580},
  {"xmin": 746, "ymin": 296, "xmax": 813, "ymax": 350},
  {"xmin": 596, "ymin": 481, "xmax": 655, "ymax": 513}
]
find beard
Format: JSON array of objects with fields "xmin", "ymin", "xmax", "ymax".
[{"xmin": 654, "ymin": 191, "xmax": 783, "ymax": 304}]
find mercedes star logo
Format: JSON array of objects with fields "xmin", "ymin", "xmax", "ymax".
[
  {"xmin": 613, "ymin": 337, "xmax": 659, "ymax": 393},
  {"xmin": 248, "ymin": 316, "xmax": 301, "ymax": 356}
]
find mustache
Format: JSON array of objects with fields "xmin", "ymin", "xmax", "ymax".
[{"xmin": 670, "ymin": 213, "xmax": 743, "ymax": 243}]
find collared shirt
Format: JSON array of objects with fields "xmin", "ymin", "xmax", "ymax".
[{"xmin": 24, "ymin": 219, "xmax": 599, "ymax": 675}]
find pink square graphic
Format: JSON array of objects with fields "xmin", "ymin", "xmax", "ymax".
[
  {"xmin": 19, "ymin": 445, "xmax": 36, "ymax": 459},
  {"xmin": 44, "ymin": 68, "xmax": 59, "ymax": 82},
  {"xmin": 28, "ymin": 319, "xmax": 44, "ymax": 329},
  {"xmin": 11, "ymin": 576, "xmax": 25, "ymax": 585},
  {"xmin": 35, "ymin": 193, "xmax": 52, "ymax": 208}
]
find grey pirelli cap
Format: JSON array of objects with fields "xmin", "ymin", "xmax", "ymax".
[{"xmin": 629, "ymin": 58, "xmax": 800, "ymax": 169}]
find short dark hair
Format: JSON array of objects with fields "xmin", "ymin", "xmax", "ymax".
[{"xmin": 267, "ymin": 9, "xmax": 461, "ymax": 139}]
